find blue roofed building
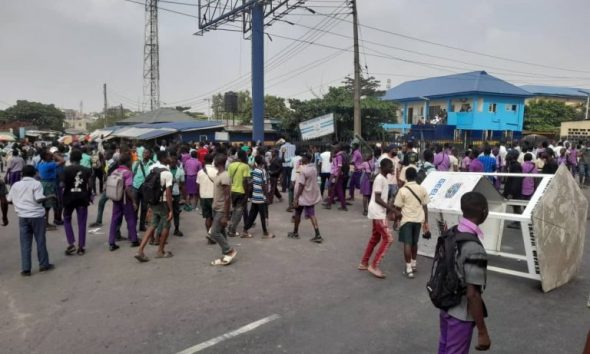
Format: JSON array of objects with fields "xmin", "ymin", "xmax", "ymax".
[
  {"xmin": 520, "ymin": 85, "xmax": 590, "ymax": 107},
  {"xmin": 382, "ymin": 71, "xmax": 531, "ymax": 140}
]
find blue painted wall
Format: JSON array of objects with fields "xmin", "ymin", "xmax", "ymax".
[{"xmin": 402, "ymin": 94, "xmax": 525, "ymax": 132}]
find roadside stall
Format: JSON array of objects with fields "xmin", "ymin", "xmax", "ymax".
[{"xmin": 419, "ymin": 165, "xmax": 587, "ymax": 292}]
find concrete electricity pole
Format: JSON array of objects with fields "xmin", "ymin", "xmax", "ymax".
[
  {"xmin": 352, "ymin": 0, "xmax": 362, "ymax": 138},
  {"xmin": 103, "ymin": 83, "xmax": 108, "ymax": 129}
]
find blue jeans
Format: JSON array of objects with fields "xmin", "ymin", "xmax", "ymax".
[{"xmin": 19, "ymin": 217, "xmax": 50, "ymax": 272}]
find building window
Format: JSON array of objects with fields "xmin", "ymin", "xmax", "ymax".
[
  {"xmin": 488, "ymin": 103, "xmax": 497, "ymax": 113},
  {"xmin": 477, "ymin": 98, "xmax": 483, "ymax": 112},
  {"xmin": 505, "ymin": 104, "xmax": 517, "ymax": 112}
]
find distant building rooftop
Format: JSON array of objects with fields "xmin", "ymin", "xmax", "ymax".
[{"xmin": 520, "ymin": 85, "xmax": 590, "ymax": 99}]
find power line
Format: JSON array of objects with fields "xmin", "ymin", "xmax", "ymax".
[
  {"xmin": 291, "ymin": 21, "xmax": 590, "ymax": 81},
  {"xmin": 166, "ymin": 1, "xmax": 351, "ymax": 105},
  {"xmin": 308, "ymin": 10, "xmax": 590, "ymax": 75},
  {"xmin": 122, "ymin": 0, "xmax": 198, "ymax": 19}
]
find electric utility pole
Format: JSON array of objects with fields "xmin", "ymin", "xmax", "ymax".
[
  {"xmin": 144, "ymin": 0, "xmax": 160, "ymax": 112},
  {"xmin": 103, "ymin": 83, "xmax": 108, "ymax": 128},
  {"xmin": 351, "ymin": 0, "xmax": 362, "ymax": 138}
]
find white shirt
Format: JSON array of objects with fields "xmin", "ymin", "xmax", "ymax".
[
  {"xmin": 150, "ymin": 161, "xmax": 174, "ymax": 202},
  {"xmin": 368, "ymin": 174, "xmax": 389, "ymax": 220},
  {"xmin": 448, "ymin": 155, "xmax": 459, "ymax": 171},
  {"xmin": 320, "ymin": 151, "xmax": 331, "ymax": 174},
  {"xmin": 7, "ymin": 177, "xmax": 46, "ymax": 218},
  {"xmin": 377, "ymin": 154, "xmax": 399, "ymax": 185},
  {"xmin": 291, "ymin": 156, "xmax": 302, "ymax": 182},
  {"xmin": 197, "ymin": 164, "xmax": 218, "ymax": 199}
]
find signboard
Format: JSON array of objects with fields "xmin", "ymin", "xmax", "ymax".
[
  {"xmin": 299, "ymin": 113, "xmax": 335, "ymax": 140},
  {"xmin": 418, "ymin": 172, "xmax": 506, "ymax": 258},
  {"xmin": 215, "ymin": 131, "xmax": 229, "ymax": 142}
]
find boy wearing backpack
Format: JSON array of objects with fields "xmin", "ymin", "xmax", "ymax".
[
  {"xmin": 435, "ymin": 191, "xmax": 491, "ymax": 353},
  {"xmin": 107, "ymin": 153, "xmax": 139, "ymax": 251},
  {"xmin": 134, "ymin": 151, "xmax": 174, "ymax": 262},
  {"xmin": 393, "ymin": 167, "xmax": 429, "ymax": 279},
  {"xmin": 132, "ymin": 149, "xmax": 154, "ymax": 232}
]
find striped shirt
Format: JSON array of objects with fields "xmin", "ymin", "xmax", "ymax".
[
  {"xmin": 251, "ymin": 167, "xmax": 267, "ymax": 204},
  {"xmin": 280, "ymin": 142, "xmax": 296, "ymax": 167}
]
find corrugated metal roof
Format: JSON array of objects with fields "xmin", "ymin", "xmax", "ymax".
[
  {"xmin": 136, "ymin": 129, "xmax": 176, "ymax": 140},
  {"xmin": 118, "ymin": 108, "xmax": 199, "ymax": 125},
  {"xmin": 520, "ymin": 85, "xmax": 590, "ymax": 98},
  {"xmin": 134, "ymin": 121, "xmax": 224, "ymax": 131},
  {"xmin": 382, "ymin": 71, "xmax": 531, "ymax": 102}
]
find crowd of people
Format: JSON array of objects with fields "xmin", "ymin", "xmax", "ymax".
[{"xmin": 0, "ymin": 135, "xmax": 585, "ymax": 353}]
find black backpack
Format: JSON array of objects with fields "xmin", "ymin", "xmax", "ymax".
[
  {"xmin": 341, "ymin": 152, "xmax": 351, "ymax": 174},
  {"xmin": 426, "ymin": 226, "xmax": 484, "ymax": 310},
  {"xmin": 415, "ymin": 166, "xmax": 427, "ymax": 184},
  {"xmin": 142, "ymin": 167, "xmax": 167, "ymax": 206}
]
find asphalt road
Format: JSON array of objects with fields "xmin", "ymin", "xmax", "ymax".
[{"xmin": 0, "ymin": 191, "xmax": 588, "ymax": 354}]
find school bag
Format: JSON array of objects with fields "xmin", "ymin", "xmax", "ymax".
[
  {"xmin": 426, "ymin": 226, "xmax": 485, "ymax": 311},
  {"xmin": 415, "ymin": 166, "xmax": 428, "ymax": 184},
  {"xmin": 341, "ymin": 152, "xmax": 351, "ymax": 174},
  {"xmin": 142, "ymin": 167, "xmax": 167, "ymax": 205},
  {"xmin": 105, "ymin": 170, "xmax": 124, "ymax": 202}
]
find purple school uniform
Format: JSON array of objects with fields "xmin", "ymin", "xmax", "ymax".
[
  {"xmin": 434, "ymin": 152, "xmax": 450, "ymax": 171},
  {"xmin": 521, "ymin": 161, "xmax": 537, "ymax": 197},
  {"xmin": 109, "ymin": 166, "xmax": 137, "ymax": 245}
]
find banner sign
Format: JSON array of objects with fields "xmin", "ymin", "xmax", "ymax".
[{"xmin": 299, "ymin": 113, "xmax": 334, "ymax": 140}]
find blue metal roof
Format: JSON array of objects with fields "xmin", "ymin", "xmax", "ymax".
[
  {"xmin": 520, "ymin": 85, "xmax": 590, "ymax": 98},
  {"xmin": 382, "ymin": 71, "xmax": 531, "ymax": 102},
  {"xmin": 134, "ymin": 121, "xmax": 225, "ymax": 131}
]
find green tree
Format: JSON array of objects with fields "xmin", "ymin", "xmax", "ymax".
[
  {"xmin": 524, "ymin": 100, "xmax": 578, "ymax": 132},
  {"xmin": 287, "ymin": 85, "xmax": 397, "ymax": 141},
  {"xmin": 342, "ymin": 75, "xmax": 385, "ymax": 97},
  {"xmin": 3, "ymin": 100, "xmax": 65, "ymax": 131}
]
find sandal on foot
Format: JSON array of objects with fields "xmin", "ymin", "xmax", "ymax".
[
  {"xmin": 368, "ymin": 265, "xmax": 386, "ymax": 279},
  {"xmin": 155, "ymin": 251, "xmax": 174, "ymax": 259},
  {"xmin": 134, "ymin": 254, "xmax": 150, "ymax": 263},
  {"xmin": 358, "ymin": 263, "xmax": 368, "ymax": 271},
  {"xmin": 240, "ymin": 232, "xmax": 253, "ymax": 238},
  {"xmin": 287, "ymin": 232, "xmax": 299, "ymax": 239},
  {"xmin": 65, "ymin": 245, "xmax": 76, "ymax": 256},
  {"xmin": 403, "ymin": 270, "xmax": 415, "ymax": 279},
  {"xmin": 262, "ymin": 234, "xmax": 276, "ymax": 239}
]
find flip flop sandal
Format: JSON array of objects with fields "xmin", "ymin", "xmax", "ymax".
[
  {"xmin": 368, "ymin": 266, "xmax": 386, "ymax": 279},
  {"xmin": 211, "ymin": 258, "xmax": 229, "ymax": 266},
  {"xmin": 155, "ymin": 251, "xmax": 174, "ymax": 259},
  {"xmin": 134, "ymin": 254, "xmax": 150, "ymax": 263},
  {"xmin": 358, "ymin": 263, "xmax": 368, "ymax": 271},
  {"xmin": 403, "ymin": 270, "xmax": 415, "ymax": 279},
  {"xmin": 240, "ymin": 233, "xmax": 253, "ymax": 238},
  {"xmin": 65, "ymin": 245, "xmax": 76, "ymax": 256},
  {"xmin": 210, "ymin": 254, "xmax": 234, "ymax": 266},
  {"xmin": 261, "ymin": 234, "xmax": 276, "ymax": 239}
]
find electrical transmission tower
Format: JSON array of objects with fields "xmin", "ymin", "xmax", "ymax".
[{"xmin": 144, "ymin": 0, "xmax": 160, "ymax": 112}]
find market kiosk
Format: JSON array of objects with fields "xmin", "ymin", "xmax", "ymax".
[{"xmin": 418, "ymin": 165, "xmax": 587, "ymax": 292}]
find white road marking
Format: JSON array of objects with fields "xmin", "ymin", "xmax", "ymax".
[{"xmin": 176, "ymin": 314, "xmax": 281, "ymax": 354}]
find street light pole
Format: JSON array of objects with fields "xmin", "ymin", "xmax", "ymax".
[
  {"xmin": 585, "ymin": 94, "xmax": 589, "ymax": 120},
  {"xmin": 352, "ymin": 0, "xmax": 362, "ymax": 138}
]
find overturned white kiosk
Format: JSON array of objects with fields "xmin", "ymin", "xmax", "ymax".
[{"xmin": 418, "ymin": 165, "xmax": 587, "ymax": 292}]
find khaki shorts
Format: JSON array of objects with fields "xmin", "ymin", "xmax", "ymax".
[{"xmin": 150, "ymin": 203, "xmax": 171, "ymax": 230}]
